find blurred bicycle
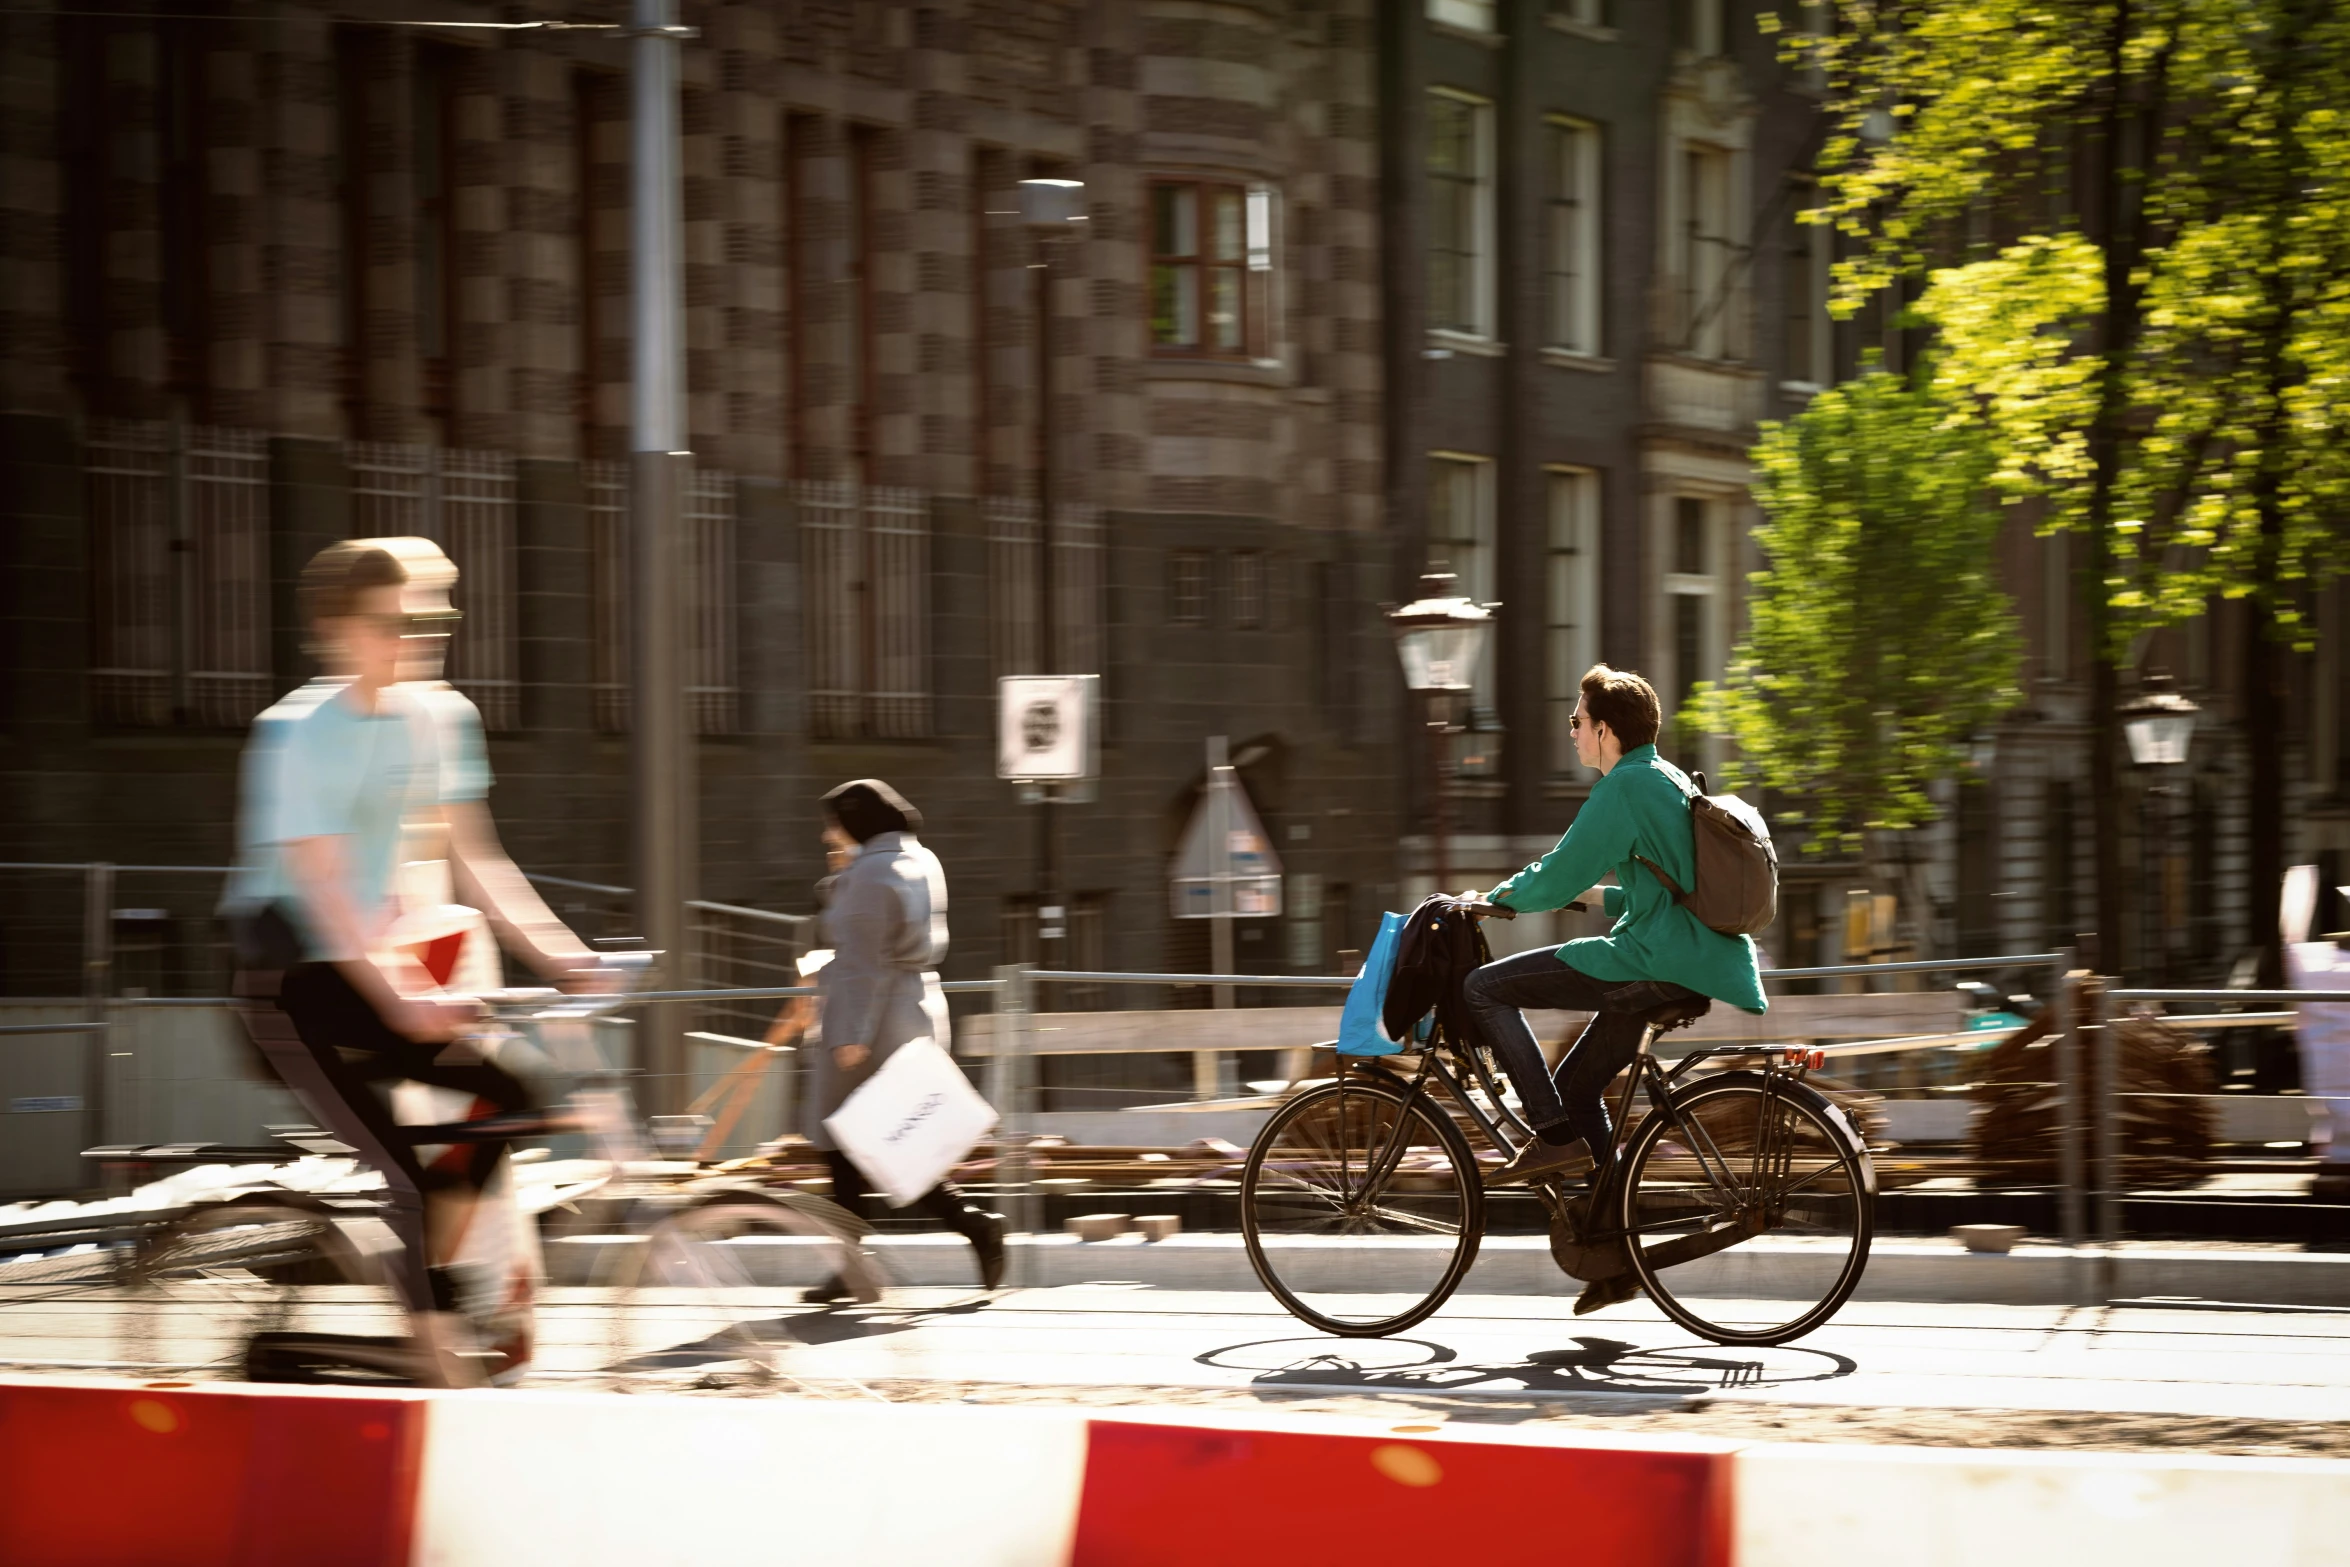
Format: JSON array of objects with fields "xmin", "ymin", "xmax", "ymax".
[{"xmin": 124, "ymin": 962, "xmax": 887, "ymax": 1387}]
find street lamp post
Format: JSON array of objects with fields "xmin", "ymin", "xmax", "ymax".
[
  {"xmin": 1388, "ymin": 573, "xmax": 1494, "ymax": 897},
  {"xmin": 1018, "ymin": 177, "xmax": 1085, "ymax": 963},
  {"xmin": 631, "ymin": 0, "xmax": 694, "ymax": 1109},
  {"xmin": 2120, "ymin": 669, "xmax": 2199, "ymax": 982}
]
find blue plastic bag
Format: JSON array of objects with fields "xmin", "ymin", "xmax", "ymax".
[{"xmin": 1335, "ymin": 911, "xmax": 1409, "ymax": 1056}]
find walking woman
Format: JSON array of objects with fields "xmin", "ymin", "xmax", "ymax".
[{"xmin": 798, "ymin": 779, "xmax": 1005, "ymax": 1301}]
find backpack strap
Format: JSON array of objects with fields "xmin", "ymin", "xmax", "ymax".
[{"xmin": 1632, "ymin": 853, "xmax": 1687, "ymax": 901}]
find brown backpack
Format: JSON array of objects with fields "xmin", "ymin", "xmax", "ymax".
[{"xmin": 1633, "ymin": 771, "xmax": 1778, "ymax": 937}]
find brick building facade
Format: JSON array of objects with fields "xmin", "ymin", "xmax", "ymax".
[{"xmin": 0, "ymin": 0, "xmax": 1401, "ymax": 1030}]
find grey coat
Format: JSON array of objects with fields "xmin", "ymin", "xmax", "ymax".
[{"xmin": 805, "ymin": 831, "xmax": 951, "ymax": 1148}]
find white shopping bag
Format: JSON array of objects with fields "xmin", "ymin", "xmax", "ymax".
[{"xmin": 824, "ymin": 1039, "xmax": 999, "ymax": 1207}]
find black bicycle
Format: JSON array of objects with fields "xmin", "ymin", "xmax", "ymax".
[{"xmin": 1240, "ymin": 903, "xmax": 1874, "ymax": 1346}]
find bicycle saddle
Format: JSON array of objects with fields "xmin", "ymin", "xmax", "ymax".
[{"xmin": 1640, "ymin": 995, "xmax": 1713, "ymax": 1033}]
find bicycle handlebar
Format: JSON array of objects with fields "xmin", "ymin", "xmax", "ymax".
[{"xmin": 1461, "ymin": 900, "xmax": 1516, "ymax": 921}]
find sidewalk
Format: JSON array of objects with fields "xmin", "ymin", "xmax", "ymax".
[{"xmin": 548, "ymin": 1228, "xmax": 2350, "ymax": 1307}]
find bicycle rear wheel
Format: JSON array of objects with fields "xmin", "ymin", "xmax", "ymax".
[
  {"xmin": 128, "ymin": 1197, "xmax": 404, "ymax": 1380},
  {"xmin": 595, "ymin": 1188, "xmax": 884, "ymax": 1383},
  {"xmin": 1618, "ymin": 1073, "xmax": 1872, "ymax": 1346},
  {"xmin": 1240, "ymin": 1075, "xmax": 1483, "ymax": 1337}
]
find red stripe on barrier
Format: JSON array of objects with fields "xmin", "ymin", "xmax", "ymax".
[
  {"xmin": 0, "ymin": 1382, "xmax": 424, "ymax": 1567},
  {"xmin": 1070, "ymin": 1420, "xmax": 1731, "ymax": 1567}
]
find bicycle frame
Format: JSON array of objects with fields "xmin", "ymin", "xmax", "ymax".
[{"xmin": 1342, "ymin": 1021, "xmax": 1823, "ymax": 1237}]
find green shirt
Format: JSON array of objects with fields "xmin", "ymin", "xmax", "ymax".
[{"xmin": 1488, "ymin": 745, "xmax": 1768, "ymax": 1014}]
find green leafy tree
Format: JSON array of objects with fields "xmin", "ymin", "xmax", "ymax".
[
  {"xmin": 1786, "ymin": 0, "xmax": 2350, "ymax": 979},
  {"xmin": 1688, "ymin": 367, "xmax": 2021, "ymax": 865}
]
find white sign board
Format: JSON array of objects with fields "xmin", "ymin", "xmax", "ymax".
[
  {"xmin": 1171, "ymin": 764, "xmax": 1283, "ymax": 919},
  {"xmin": 997, "ymin": 675, "xmax": 1098, "ymax": 780}
]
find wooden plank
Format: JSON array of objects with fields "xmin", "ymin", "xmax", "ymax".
[
  {"xmin": 954, "ymin": 991, "xmax": 1967, "ymax": 1057},
  {"xmin": 957, "ymin": 1007, "xmax": 1343, "ymax": 1057}
]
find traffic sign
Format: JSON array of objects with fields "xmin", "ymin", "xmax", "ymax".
[
  {"xmin": 1171, "ymin": 755, "xmax": 1283, "ymax": 919},
  {"xmin": 997, "ymin": 675, "xmax": 1099, "ymax": 781}
]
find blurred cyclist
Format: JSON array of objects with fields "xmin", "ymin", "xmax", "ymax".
[{"xmin": 221, "ymin": 542, "xmax": 591, "ymax": 1385}]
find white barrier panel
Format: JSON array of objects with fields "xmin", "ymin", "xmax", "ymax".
[
  {"xmin": 412, "ymin": 1392, "xmax": 1089, "ymax": 1567},
  {"xmin": 1736, "ymin": 1443, "xmax": 2350, "ymax": 1567}
]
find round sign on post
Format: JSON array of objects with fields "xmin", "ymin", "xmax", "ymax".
[{"xmin": 997, "ymin": 675, "xmax": 1099, "ymax": 781}]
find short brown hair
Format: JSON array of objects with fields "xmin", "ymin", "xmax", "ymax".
[
  {"xmin": 300, "ymin": 542, "xmax": 407, "ymax": 627},
  {"xmin": 1579, "ymin": 663, "xmax": 1661, "ymax": 750}
]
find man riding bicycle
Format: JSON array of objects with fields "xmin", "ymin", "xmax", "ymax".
[
  {"xmin": 1471, "ymin": 665, "xmax": 1768, "ymax": 1219},
  {"xmin": 222, "ymin": 542, "xmax": 598, "ymax": 1386}
]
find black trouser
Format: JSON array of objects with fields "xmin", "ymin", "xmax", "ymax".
[
  {"xmin": 823, "ymin": 1150, "xmax": 994, "ymax": 1246},
  {"xmin": 238, "ymin": 962, "xmax": 532, "ymax": 1316},
  {"xmin": 1461, "ymin": 947, "xmax": 1703, "ymax": 1170}
]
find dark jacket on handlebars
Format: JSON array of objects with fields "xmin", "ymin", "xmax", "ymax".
[{"xmin": 1382, "ymin": 895, "xmax": 1494, "ymax": 1043}]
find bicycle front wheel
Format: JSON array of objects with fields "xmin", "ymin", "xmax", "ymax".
[
  {"xmin": 597, "ymin": 1188, "xmax": 884, "ymax": 1383},
  {"xmin": 1240, "ymin": 1074, "xmax": 1483, "ymax": 1337},
  {"xmin": 1618, "ymin": 1073, "xmax": 1872, "ymax": 1346},
  {"xmin": 128, "ymin": 1197, "xmax": 403, "ymax": 1380}
]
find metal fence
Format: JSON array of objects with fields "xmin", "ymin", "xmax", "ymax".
[
  {"xmin": 799, "ymin": 481, "xmax": 931, "ymax": 739},
  {"xmin": 346, "ymin": 441, "xmax": 522, "ymax": 732},
  {"xmin": 86, "ymin": 420, "xmax": 274, "ymax": 729},
  {"xmin": 2, "ymin": 872, "xmax": 2335, "ymax": 1300},
  {"xmin": 983, "ymin": 495, "xmax": 1106, "ymax": 679},
  {"xmin": 584, "ymin": 462, "xmax": 743, "ymax": 738}
]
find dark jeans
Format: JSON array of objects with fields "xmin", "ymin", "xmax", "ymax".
[
  {"xmin": 238, "ymin": 962, "xmax": 532, "ymax": 1316},
  {"xmin": 824, "ymin": 1150, "xmax": 995, "ymax": 1247},
  {"xmin": 1461, "ymin": 947, "xmax": 1703, "ymax": 1166}
]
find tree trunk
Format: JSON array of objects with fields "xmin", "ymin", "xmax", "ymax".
[
  {"xmin": 2083, "ymin": 7, "xmax": 2144, "ymax": 980},
  {"xmin": 2244, "ymin": 594, "xmax": 2287, "ymax": 987}
]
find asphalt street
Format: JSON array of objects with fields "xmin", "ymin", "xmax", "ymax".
[{"xmin": 8, "ymin": 1273, "xmax": 2349, "ymax": 1427}]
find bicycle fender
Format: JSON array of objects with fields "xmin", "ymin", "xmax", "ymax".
[{"xmin": 1640, "ymin": 1069, "xmax": 1878, "ymax": 1199}]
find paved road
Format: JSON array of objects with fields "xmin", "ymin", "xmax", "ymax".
[
  {"xmin": 9, "ymin": 1278, "xmax": 2348, "ymax": 1426},
  {"xmin": 569, "ymin": 1286, "xmax": 2350, "ymax": 1423}
]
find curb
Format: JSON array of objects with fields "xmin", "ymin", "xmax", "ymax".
[
  {"xmin": 5, "ymin": 1378, "xmax": 2346, "ymax": 1566},
  {"xmin": 546, "ymin": 1230, "xmax": 2350, "ymax": 1307}
]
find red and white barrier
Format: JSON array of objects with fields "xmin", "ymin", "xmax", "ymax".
[{"xmin": 4, "ymin": 1378, "xmax": 2345, "ymax": 1567}]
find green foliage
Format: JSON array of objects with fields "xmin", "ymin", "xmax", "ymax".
[
  {"xmin": 1686, "ymin": 368, "xmax": 2021, "ymax": 857},
  {"xmin": 1784, "ymin": 0, "xmax": 2350, "ymax": 651}
]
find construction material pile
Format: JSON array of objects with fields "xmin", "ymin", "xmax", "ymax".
[{"xmin": 1969, "ymin": 990, "xmax": 2215, "ymax": 1189}]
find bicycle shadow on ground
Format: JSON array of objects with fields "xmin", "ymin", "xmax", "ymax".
[
  {"xmin": 1196, "ymin": 1333, "xmax": 1855, "ymax": 1412},
  {"xmin": 609, "ymin": 1308, "xmax": 922, "ymax": 1370}
]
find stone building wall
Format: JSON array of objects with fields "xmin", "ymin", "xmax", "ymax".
[{"xmin": 0, "ymin": 0, "xmax": 1403, "ymax": 1014}]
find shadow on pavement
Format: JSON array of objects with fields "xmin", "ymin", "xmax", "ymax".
[{"xmin": 1195, "ymin": 1332, "xmax": 1855, "ymax": 1408}]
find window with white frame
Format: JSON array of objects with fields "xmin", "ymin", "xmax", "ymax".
[
  {"xmin": 1149, "ymin": 180, "xmax": 1274, "ymax": 360},
  {"xmin": 1426, "ymin": 91, "xmax": 1495, "ymax": 339},
  {"xmin": 1428, "ymin": 453, "xmax": 1497, "ymax": 710},
  {"xmin": 1665, "ymin": 494, "xmax": 1723, "ymax": 722},
  {"xmin": 1428, "ymin": 0, "xmax": 1497, "ymax": 32},
  {"xmin": 1550, "ymin": 0, "xmax": 1609, "ymax": 25},
  {"xmin": 1544, "ymin": 118, "xmax": 1604, "ymax": 356},
  {"xmin": 1547, "ymin": 468, "xmax": 1602, "ymax": 774},
  {"xmin": 1782, "ymin": 194, "xmax": 1830, "ymax": 386},
  {"xmin": 1680, "ymin": 142, "xmax": 1736, "ymax": 359}
]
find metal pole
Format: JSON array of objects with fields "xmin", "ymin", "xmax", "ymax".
[
  {"xmin": 992, "ymin": 963, "xmax": 1036, "ymax": 1283},
  {"xmin": 82, "ymin": 863, "xmax": 113, "ymax": 1172},
  {"xmin": 1033, "ymin": 219, "xmax": 1062, "ymax": 972},
  {"xmin": 631, "ymin": 0, "xmax": 694, "ymax": 1114},
  {"xmin": 2090, "ymin": 976, "xmax": 2118, "ymax": 1302},
  {"xmin": 1429, "ymin": 692, "xmax": 1450, "ymax": 893},
  {"xmin": 2054, "ymin": 955, "xmax": 2085, "ymax": 1253},
  {"xmin": 1205, "ymin": 736, "xmax": 1234, "ymax": 1098}
]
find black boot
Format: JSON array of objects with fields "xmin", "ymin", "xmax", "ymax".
[
  {"xmin": 918, "ymin": 1182, "xmax": 1007, "ymax": 1291},
  {"xmin": 802, "ymin": 1274, "xmax": 854, "ymax": 1305}
]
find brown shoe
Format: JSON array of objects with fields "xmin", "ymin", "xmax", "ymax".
[
  {"xmin": 1489, "ymin": 1136, "xmax": 1594, "ymax": 1187},
  {"xmin": 1573, "ymin": 1271, "xmax": 1640, "ymax": 1315}
]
